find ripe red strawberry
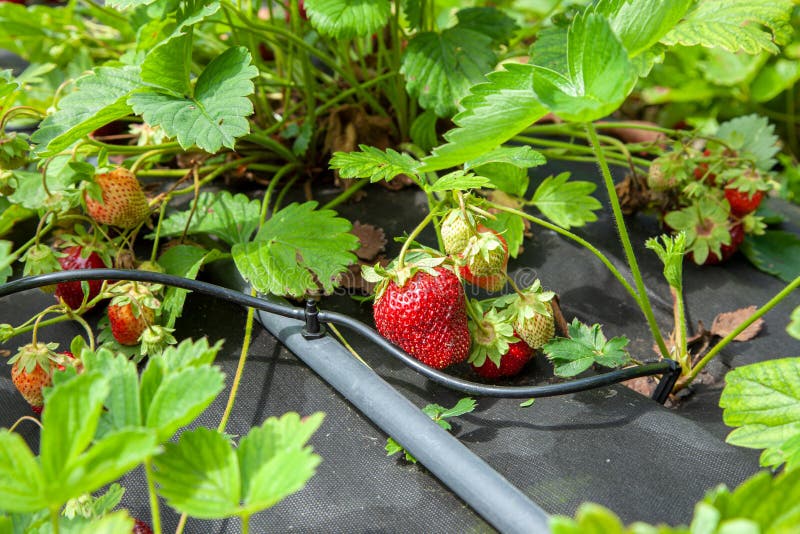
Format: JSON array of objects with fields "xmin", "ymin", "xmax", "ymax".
[
  {"xmin": 84, "ymin": 168, "xmax": 149, "ymax": 229},
  {"xmin": 8, "ymin": 344, "xmax": 74, "ymax": 412},
  {"xmin": 701, "ymin": 223, "xmax": 745, "ymax": 265},
  {"xmin": 108, "ymin": 283, "xmax": 159, "ymax": 346},
  {"xmin": 472, "ymin": 337, "xmax": 532, "ymax": 379},
  {"xmin": 373, "ymin": 266, "xmax": 469, "ymax": 369},
  {"xmin": 725, "ymin": 188, "xmax": 763, "ymax": 216},
  {"xmin": 55, "ymin": 246, "xmax": 108, "ymax": 310},
  {"xmin": 692, "ymin": 149, "xmax": 716, "ymax": 185},
  {"xmin": 132, "ymin": 519, "xmax": 153, "ymax": 534}
]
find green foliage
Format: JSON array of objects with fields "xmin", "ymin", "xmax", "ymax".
[
  {"xmin": 482, "ymin": 212, "xmax": 525, "ymax": 259},
  {"xmin": 427, "ymin": 170, "xmax": 492, "ymax": 193},
  {"xmin": 0, "ymin": 240, "xmax": 12, "ymax": 285},
  {"xmin": 454, "ymin": 7, "xmax": 518, "ymax": 47},
  {"xmin": 645, "ymin": 232, "xmax": 687, "ymax": 291},
  {"xmin": 155, "ymin": 191, "xmax": 262, "ymax": 246},
  {"xmin": 464, "ymin": 146, "xmax": 546, "ymax": 172},
  {"xmin": 720, "ymin": 358, "xmax": 800, "ymax": 472},
  {"xmin": 153, "ymin": 413, "xmax": 324, "ymax": 518},
  {"xmin": 543, "ymin": 319, "xmax": 631, "ymax": 378},
  {"xmin": 661, "ymin": 0, "xmax": 794, "ymax": 55},
  {"xmin": 330, "ymin": 145, "xmax": 420, "ymax": 183},
  {"xmin": 530, "ymin": 172, "xmax": 601, "ymax": 228},
  {"xmin": 715, "ymin": 115, "xmax": 780, "ymax": 172},
  {"xmin": 741, "ymin": 231, "xmax": 800, "ymax": 283},
  {"xmin": 31, "ymin": 66, "xmax": 141, "ymax": 156},
  {"xmin": 421, "ymin": 64, "xmax": 547, "ymax": 171},
  {"xmin": 789, "ymin": 307, "xmax": 800, "ymax": 340},
  {"xmin": 596, "ymin": 0, "xmax": 693, "ymax": 58},
  {"xmin": 130, "ymin": 47, "xmax": 258, "ymax": 153},
  {"xmin": 232, "ymin": 201, "xmax": 359, "ymax": 297},
  {"xmin": 386, "ymin": 398, "xmax": 475, "ymax": 463},
  {"xmin": 401, "ymin": 27, "xmax": 496, "ymax": 118},
  {"xmin": 304, "ymin": 0, "xmax": 391, "ymax": 39},
  {"xmin": 531, "ymin": 12, "xmax": 637, "ymax": 123},
  {"xmin": 159, "ymin": 245, "xmax": 224, "ymax": 329}
]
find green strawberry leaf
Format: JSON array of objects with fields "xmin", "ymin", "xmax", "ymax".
[
  {"xmin": 140, "ymin": 1, "xmax": 221, "ymax": 96},
  {"xmin": 751, "ymin": 58, "xmax": 800, "ymax": 103},
  {"xmin": 160, "ymin": 337, "xmax": 224, "ymax": 371},
  {"xmin": 427, "ymin": 170, "xmax": 493, "ymax": 193},
  {"xmin": 437, "ymin": 397, "xmax": 477, "ymax": 419},
  {"xmin": 421, "ymin": 63, "xmax": 547, "ymax": 172},
  {"xmin": 741, "ymin": 231, "xmax": 800, "ymax": 283},
  {"xmin": 330, "ymin": 145, "xmax": 420, "ymax": 183},
  {"xmin": 9, "ymin": 155, "xmax": 86, "ymax": 212},
  {"xmin": 465, "ymin": 146, "xmax": 546, "ymax": 171},
  {"xmin": 385, "ymin": 437, "xmax": 415, "ymax": 463},
  {"xmin": 661, "ymin": 0, "xmax": 794, "ymax": 55},
  {"xmin": 153, "ymin": 427, "xmax": 241, "ymax": 518},
  {"xmin": 409, "ymin": 109, "xmax": 439, "ymax": 153},
  {"xmin": 232, "ymin": 201, "xmax": 359, "ymax": 297},
  {"xmin": 159, "ymin": 245, "xmax": 223, "ymax": 329},
  {"xmin": 789, "ymin": 307, "xmax": 800, "ymax": 340},
  {"xmin": 482, "ymin": 211, "xmax": 524, "ymax": 259},
  {"xmin": 155, "ymin": 191, "xmax": 261, "ymax": 246},
  {"xmin": 129, "ymin": 47, "xmax": 257, "ymax": 153},
  {"xmin": 0, "ymin": 240, "xmax": 12, "ymax": 285},
  {"xmin": 401, "ymin": 27, "xmax": 496, "ymax": 118},
  {"xmin": 531, "ymin": 172, "xmax": 601, "ymax": 228},
  {"xmin": 455, "ymin": 7, "xmax": 518, "ymax": 47},
  {"xmin": 474, "ymin": 163, "xmax": 529, "ymax": 198},
  {"xmin": 705, "ymin": 469, "xmax": 800, "ymax": 532},
  {"xmin": 387, "ymin": 399, "xmax": 473, "ymax": 462},
  {"xmin": 594, "ymin": 0, "xmax": 693, "ymax": 58},
  {"xmin": 0, "ymin": 431, "xmax": 46, "ymax": 512},
  {"xmin": 0, "ymin": 198, "xmax": 35, "ymax": 239},
  {"xmin": 715, "ymin": 114, "xmax": 780, "ymax": 171},
  {"xmin": 237, "ymin": 413, "xmax": 324, "ymax": 514},
  {"xmin": 304, "ymin": 0, "xmax": 391, "ymax": 39},
  {"xmin": 550, "ymin": 503, "xmax": 626, "ymax": 534},
  {"xmin": 40, "ymin": 373, "xmax": 110, "ymax": 487},
  {"xmin": 31, "ymin": 66, "xmax": 142, "ymax": 157},
  {"xmin": 543, "ymin": 319, "xmax": 631, "ymax": 378},
  {"xmin": 531, "ymin": 11, "xmax": 637, "ymax": 123},
  {"xmin": 81, "ymin": 348, "xmax": 142, "ymax": 436},
  {"xmin": 145, "ymin": 366, "xmax": 226, "ymax": 441},
  {"xmin": 645, "ymin": 232, "xmax": 687, "ymax": 291},
  {"xmin": 721, "ymin": 358, "xmax": 800, "ymax": 472},
  {"xmin": 106, "ymin": 0, "xmax": 158, "ymax": 9}
]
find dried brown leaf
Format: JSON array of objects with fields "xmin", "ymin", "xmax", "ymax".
[
  {"xmin": 711, "ymin": 306, "xmax": 764, "ymax": 341},
  {"xmin": 351, "ymin": 222, "xmax": 387, "ymax": 262}
]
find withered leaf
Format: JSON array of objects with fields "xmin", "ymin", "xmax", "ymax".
[
  {"xmin": 711, "ymin": 306, "xmax": 764, "ymax": 341},
  {"xmin": 351, "ymin": 222, "xmax": 387, "ymax": 262}
]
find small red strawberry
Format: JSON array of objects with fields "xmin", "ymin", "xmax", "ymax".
[
  {"xmin": 472, "ymin": 338, "xmax": 532, "ymax": 379},
  {"xmin": 372, "ymin": 266, "xmax": 470, "ymax": 369},
  {"xmin": 108, "ymin": 282, "xmax": 160, "ymax": 346},
  {"xmin": 84, "ymin": 168, "xmax": 149, "ymax": 229},
  {"xmin": 692, "ymin": 149, "xmax": 716, "ymax": 185},
  {"xmin": 702, "ymin": 222, "xmax": 745, "ymax": 265},
  {"xmin": 468, "ymin": 307, "xmax": 532, "ymax": 379},
  {"xmin": 132, "ymin": 519, "xmax": 153, "ymax": 534},
  {"xmin": 55, "ymin": 246, "xmax": 109, "ymax": 310},
  {"xmin": 459, "ymin": 226, "xmax": 508, "ymax": 292},
  {"xmin": 725, "ymin": 188, "xmax": 763, "ymax": 216},
  {"xmin": 7, "ymin": 344, "xmax": 75, "ymax": 412}
]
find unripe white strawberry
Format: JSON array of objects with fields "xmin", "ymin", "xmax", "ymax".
[
  {"xmin": 441, "ymin": 209, "xmax": 472, "ymax": 255},
  {"xmin": 462, "ymin": 231, "xmax": 507, "ymax": 277},
  {"xmin": 515, "ymin": 301, "xmax": 555, "ymax": 349}
]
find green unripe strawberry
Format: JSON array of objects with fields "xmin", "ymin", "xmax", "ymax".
[
  {"xmin": 441, "ymin": 209, "xmax": 473, "ymax": 255},
  {"xmin": 462, "ymin": 231, "xmax": 507, "ymax": 277},
  {"xmin": 515, "ymin": 301, "xmax": 555, "ymax": 349}
]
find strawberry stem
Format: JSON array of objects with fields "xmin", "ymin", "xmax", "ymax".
[
  {"xmin": 397, "ymin": 200, "xmax": 445, "ymax": 270},
  {"xmin": 218, "ymin": 288, "xmax": 257, "ymax": 433},
  {"xmin": 144, "ymin": 459, "xmax": 162, "ymax": 534},
  {"xmin": 682, "ymin": 274, "xmax": 800, "ymax": 389},
  {"xmin": 7, "ymin": 415, "xmax": 43, "ymax": 432},
  {"xmin": 585, "ymin": 122, "xmax": 671, "ymax": 359}
]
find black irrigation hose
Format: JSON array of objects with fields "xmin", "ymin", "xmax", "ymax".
[{"xmin": 0, "ymin": 269, "xmax": 681, "ymax": 402}]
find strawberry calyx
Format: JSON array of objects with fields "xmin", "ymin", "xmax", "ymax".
[
  {"xmin": 363, "ymin": 250, "xmax": 448, "ymax": 300},
  {"xmin": 459, "ymin": 230, "xmax": 507, "ymax": 277},
  {"xmin": 467, "ymin": 305, "xmax": 517, "ymax": 368},
  {"xmin": 139, "ymin": 325, "xmax": 177, "ymax": 356},
  {"xmin": 108, "ymin": 281, "xmax": 162, "ymax": 312},
  {"xmin": 7, "ymin": 341, "xmax": 61, "ymax": 375},
  {"xmin": 494, "ymin": 279, "xmax": 555, "ymax": 323},
  {"xmin": 664, "ymin": 199, "xmax": 732, "ymax": 265}
]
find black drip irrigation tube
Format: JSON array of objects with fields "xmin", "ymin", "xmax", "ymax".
[
  {"xmin": 0, "ymin": 270, "xmax": 683, "ymax": 532},
  {"xmin": 0, "ymin": 269, "xmax": 681, "ymax": 403}
]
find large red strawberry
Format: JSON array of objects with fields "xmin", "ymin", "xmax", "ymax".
[
  {"xmin": 55, "ymin": 246, "xmax": 109, "ymax": 310},
  {"xmin": 373, "ymin": 266, "xmax": 469, "ymax": 369},
  {"xmin": 108, "ymin": 282, "xmax": 160, "ymax": 346},
  {"xmin": 7, "ymin": 344, "xmax": 75, "ymax": 413},
  {"xmin": 132, "ymin": 519, "xmax": 153, "ymax": 534},
  {"xmin": 84, "ymin": 168, "xmax": 149, "ymax": 229}
]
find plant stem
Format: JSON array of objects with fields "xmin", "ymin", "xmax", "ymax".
[
  {"xmin": 670, "ymin": 287, "xmax": 689, "ymax": 374},
  {"xmin": 488, "ymin": 203, "xmax": 640, "ymax": 305},
  {"xmin": 217, "ymin": 289, "xmax": 257, "ymax": 433},
  {"xmin": 684, "ymin": 275, "xmax": 800, "ymax": 387},
  {"xmin": 396, "ymin": 200, "xmax": 444, "ymax": 270},
  {"xmin": 585, "ymin": 122, "xmax": 670, "ymax": 359},
  {"xmin": 321, "ymin": 179, "xmax": 368, "ymax": 210},
  {"xmin": 50, "ymin": 508, "xmax": 59, "ymax": 534},
  {"xmin": 241, "ymin": 514, "xmax": 250, "ymax": 534},
  {"xmin": 145, "ymin": 459, "xmax": 162, "ymax": 534}
]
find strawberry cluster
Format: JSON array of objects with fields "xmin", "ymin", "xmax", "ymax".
[{"xmin": 368, "ymin": 205, "xmax": 557, "ymax": 380}]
